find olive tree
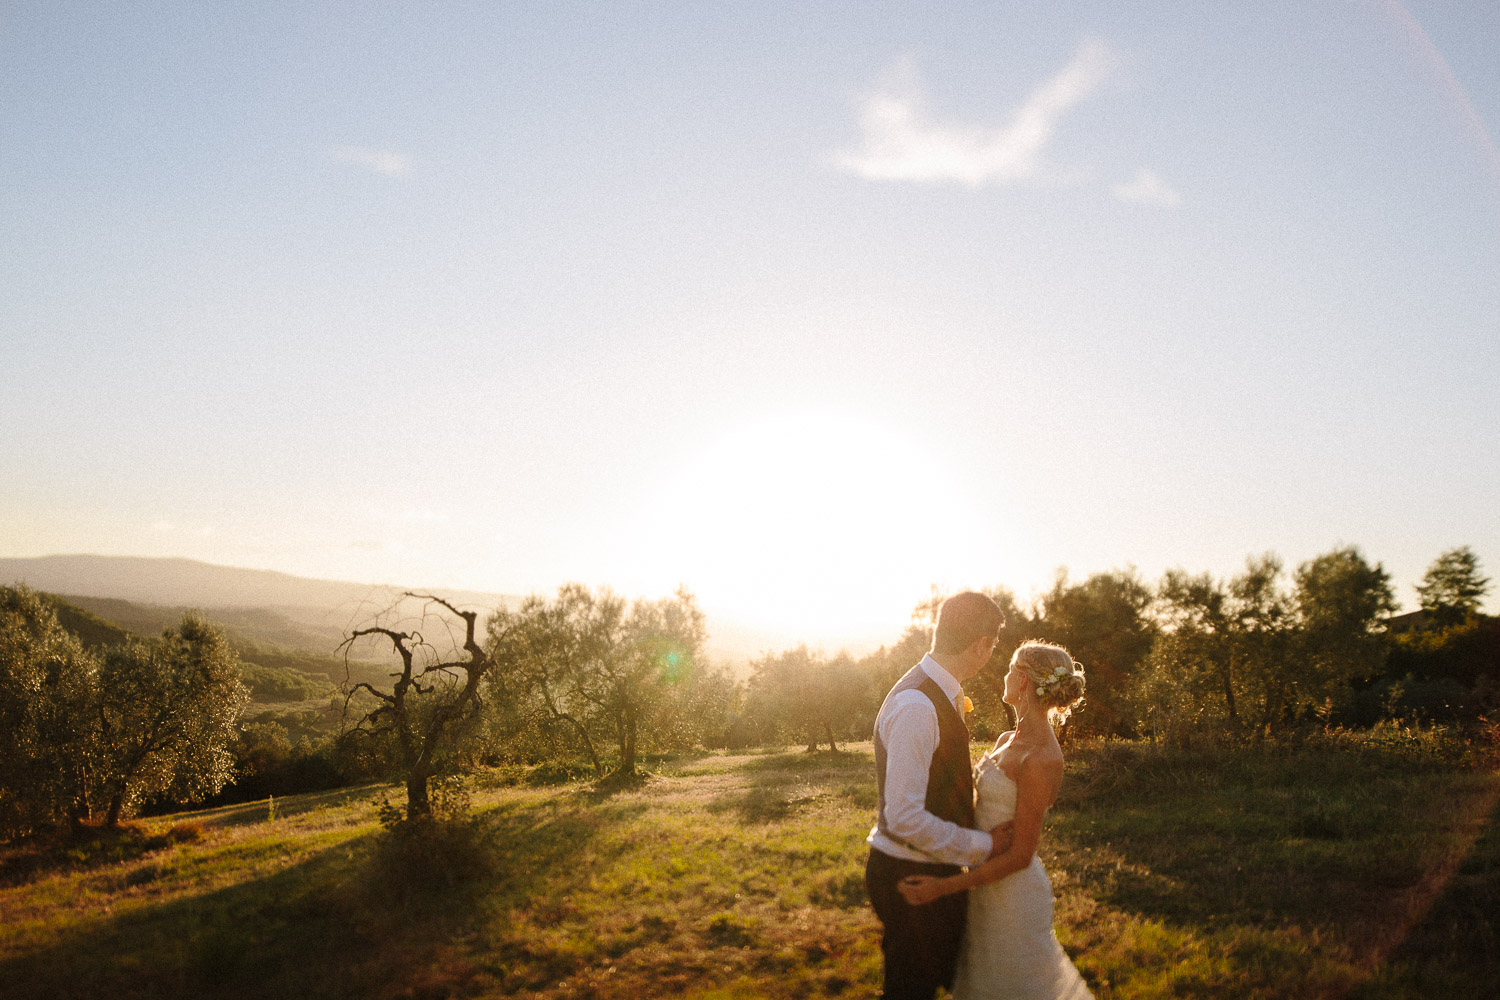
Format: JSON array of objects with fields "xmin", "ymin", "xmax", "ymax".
[
  {"xmin": 745, "ymin": 646, "xmax": 863, "ymax": 752},
  {"xmin": 487, "ymin": 584, "xmax": 706, "ymax": 777},
  {"xmin": 487, "ymin": 585, "xmax": 618, "ymax": 776},
  {"xmin": 588, "ymin": 587, "xmax": 705, "ymax": 774},
  {"xmin": 0, "ymin": 586, "xmax": 97, "ymax": 836},
  {"xmin": 95, "ymin": 615, "xmax": 248, "ymax": 826}
]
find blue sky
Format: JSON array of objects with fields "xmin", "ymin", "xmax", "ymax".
[{"xmin": 3, "ymin": 2, "xmax": 1497, "ymax": 650}]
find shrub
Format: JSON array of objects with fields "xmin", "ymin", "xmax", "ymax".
[
  {"xmin": 165, "ymin": 821, "xmax": 204, "ymax": 844},
  {"xmin": 370, "ymin": 775, "xmax": 492, "ymax": 907}
]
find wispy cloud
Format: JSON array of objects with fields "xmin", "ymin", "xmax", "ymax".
[
  {"xmin": 1112, "ymin": 167, "xmax": 1182, "ymax": 208},
  {"xmin": 835, "ymin": 42, "xmax": 1115, "ymax": 186},
  {"xmin": 328, "ymin": 145, "xmax": 412, "ymax": 177}
]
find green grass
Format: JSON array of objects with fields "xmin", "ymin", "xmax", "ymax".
[
  {"xmin": 0, "ymin": 733, "xmax": 1495, "ymax": 999},
  {"xmin": 1045, "ymin": 732, "xmax": 1500, "ymax": 998}
]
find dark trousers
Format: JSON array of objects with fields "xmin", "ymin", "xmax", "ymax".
[{"xmin": 865, "ymin": 848, "xmax": 968, "ymax": 1000}]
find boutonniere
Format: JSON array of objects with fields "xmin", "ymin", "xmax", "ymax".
[{"xmin": 962, "ymin": 696, "xmax": 973, "ymax": 715}]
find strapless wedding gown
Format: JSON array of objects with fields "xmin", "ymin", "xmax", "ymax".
[{"xmin": 952, "ymin": 753, "xmax": 1093, "ymax": 1000}]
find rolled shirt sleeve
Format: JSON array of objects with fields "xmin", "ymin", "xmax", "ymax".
[{"xmin": 875, "ymin": 690, "xmax": 993, "ymax": 867}]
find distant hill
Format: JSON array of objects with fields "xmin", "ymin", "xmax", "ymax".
[{"xmin": 0, "ymin": 554, "xmax": 510, "ymax": 615}]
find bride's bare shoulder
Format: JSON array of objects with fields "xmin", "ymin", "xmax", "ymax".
[
  {"xmin": 1012, "ymin": 749, "xmax": 1064, "ymax": 805},
  {"xmin": 1020, "ymin": 748, "xmax": 1064, "ymax": 773}
]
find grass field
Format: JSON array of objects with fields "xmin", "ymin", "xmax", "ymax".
[{"xmin": 1, "ymin": 732, "xmax": 1496, "ymax": 999}]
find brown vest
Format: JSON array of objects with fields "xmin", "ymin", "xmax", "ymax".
[{"xmin": 874, "ymin": 665, "xmax": 975, "ymax": 852}]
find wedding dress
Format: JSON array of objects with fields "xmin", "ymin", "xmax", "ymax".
[{"xmin": 952, "ymin": 751, "xmax": 1093, "ymax": 1000}]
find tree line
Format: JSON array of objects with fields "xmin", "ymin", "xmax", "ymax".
[
  {"xmin": 2, "ymin": 544, "xmax": 1493, "ymax": 835},
  {"xmin": 302, "ymin": 542, "xmax": 1498, "ymax": 820}
]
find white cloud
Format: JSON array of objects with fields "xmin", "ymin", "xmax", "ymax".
[
  {"xmin": 328, "ymin": 145, "xmax": 412, "ymax": 177},
  {"xmin": 835, "ymin": 42, "xmax": 1115, "ymax": 186},
  {"xmin": 1112, "ymin": 167, "xmax": 1182, "ymax": 208}
]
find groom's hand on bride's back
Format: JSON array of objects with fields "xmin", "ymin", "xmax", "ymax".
[{"xmin": 988, "ymin": 821, "xmax": 1015, "ymax": 857}]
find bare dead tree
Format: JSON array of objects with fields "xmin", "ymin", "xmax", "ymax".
[{"xmin": 339, "ymin": 593, "xmax": 493, "ymax": 821}]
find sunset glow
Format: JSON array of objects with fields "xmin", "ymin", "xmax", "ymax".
[{"xmin": 610, "ymin": 409, "xmax": 1037, "ymax": 646}]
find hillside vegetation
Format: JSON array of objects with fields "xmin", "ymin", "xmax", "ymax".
[
  {"xmin": 52, "ymin": 592, "xmax": 385, "ymax": 699},
  {"xmin": 1, "ymin": 735, "xmax": 1495, "ymax": 1000},
  {"xmin": 39, "ymin": 593, "xmax": 134, "ymax": 650}
]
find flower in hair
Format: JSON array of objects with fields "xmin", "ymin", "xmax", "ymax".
[{"xmin": 1034, "ymin": 662, "xmax": 1079, "ymax": 702}]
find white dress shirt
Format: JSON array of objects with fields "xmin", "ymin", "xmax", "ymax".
[{"xmin": 866, "ymin": 654, "xmax": 992, "ymax": 866}]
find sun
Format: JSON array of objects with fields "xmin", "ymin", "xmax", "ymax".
[{"xmin": 616, "ymin": 409, "xmax": 1028, "ymax": 647}]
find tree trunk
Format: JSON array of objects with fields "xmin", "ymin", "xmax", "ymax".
[
  {"xmin": 1220, "ymin": 654, "xmax": 1238, "ymax": 726},
  {"xmin": 406, "ymin": 768, "xmax": 432, "ymax": 821},
  {"xmin": 105, "ymin": 788, "xmax": 125, "ymax": 828},
  {"xmin": 620, "ymin": 709, "xmax": 637, "ymax": 774},
  {"xmin": 564, "ymin": 717, "xmax": 604, "ymax": 778},
  {"xmin": 824, "ymin": 721, "xmax": 839, "ymax": 752}
]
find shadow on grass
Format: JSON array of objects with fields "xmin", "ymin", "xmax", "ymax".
[
  {"xmin": 0, "ymin": 797, "xmax": 604, "ymax": 1000},
  {"xmin": 170, "ymin": 785, "xmax": 386, "ymax": 830},
  {"xmin": 508, "ymin": 751, "xmax": 723, "ymax": 792},
  {"xmin": 0, "ymin": 788, "xmax": 387, "ymax": 888},
  {"xmin": 708, "ymin": 750, "xmax": 873, "ymax": 824},
  {"xmin": 0, "ymin": 822, "xmax": 194, "ymax": 889},
  {"xmin": 1051, "ymin": 742, "xmax": 1500, "ymax": 959},
  {"xmin": 565, "ymin": 767, "xmax": 665, "ymax": 806},
  {"xmin": 736, "ymin": 749, "xmax": 868, "ymax": 775},
  {"xmin": 1350, "ymin": 784, "xmax": 1500, "ymax": 998}
]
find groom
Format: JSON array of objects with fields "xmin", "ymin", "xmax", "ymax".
[{"xmin": 866, "ymin": 590, "xmax": 1008, "ymax": 1000}]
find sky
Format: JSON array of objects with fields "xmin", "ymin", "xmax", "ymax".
[{"xmin": 3, "ymin": 1, "xmax": 1498, "ymax": 654}]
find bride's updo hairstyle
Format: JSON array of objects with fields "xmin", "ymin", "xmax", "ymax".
[{"xmin": 1012, "ymin": 641, "xmax": 1087, "ymax": 725}]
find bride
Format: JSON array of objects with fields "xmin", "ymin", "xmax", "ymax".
[{"xmin": 898, "ymin": 640, "xmax": 1093, "ymax": 1000}]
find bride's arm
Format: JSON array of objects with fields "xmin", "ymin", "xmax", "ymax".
[{"xmin": 898, "ymin": 756, "xmax": 1061, "ymax": 905}]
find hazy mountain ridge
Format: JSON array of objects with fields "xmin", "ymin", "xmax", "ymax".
[{"xmin": 0, "ymin": 555, "xmax": 511, "ymax": 614}]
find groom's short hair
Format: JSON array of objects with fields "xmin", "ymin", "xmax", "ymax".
[{"xmin": 932, "ymin": 591, "xmax": 1006, "ymax": 656}]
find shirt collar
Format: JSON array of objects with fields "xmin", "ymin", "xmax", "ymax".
[{"xmin": 919, "ymin": 653, "xmax": 964, "ymax": 702}]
